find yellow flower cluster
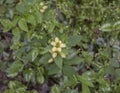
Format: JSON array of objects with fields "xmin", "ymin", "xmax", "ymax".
[
  {"xmin": 48, "ymin": 37, "xmax": 66, "ymax": 63},
  {"xmin": 39, "ymin": 2, "xmax": 48, "ymax": 13}
]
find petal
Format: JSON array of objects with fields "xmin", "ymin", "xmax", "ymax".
[
  {"xmin": 48, "ymin": 58, "xmax": 53, "ymax": 63},
  {"xmin": 59, "ymin": 40, "xmax": 62, "ymax": 44},
  {"xmin": 57, "ymin": 48, "xmax": 62, "ymax": 52},
  {"xmin": 60, "ymin": 43, "xmax": 66, "ymax": 48},
  {"xmin": 40, "ymin": 2, "xmax": 44, "ymax": 6},
  {"xmin": 52, "ymin": 52, "xmax": 57, "ymax": 58},
  {"xmin": 43, "ymin": 6, "xmax": 48, "ymax": 10},
  {"xmin": 55, "ymin": 37, "xmax": 59, "ymax": 42},
  {"xmin": 51, "ymin": 41, "xmax": 56, "ymax": 46},
  {"xmin": 52, "ymin": 47, "xmax": 57, "ymax": 52},
  {"xmin": 40, "ymin": 9, "xmax": 45, "ymax": 13},
  {"xmin": 60, "ymin": 52, "xmax": 66, "ymax": 58}
]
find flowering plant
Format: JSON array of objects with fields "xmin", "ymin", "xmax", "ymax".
[
  {"xmin": 48, "ymin": 37, "xmax": 66, "ymax": 63},
  {"xmin": 0, "ymin": 0, "xmax": 120, "ymax": 93}
]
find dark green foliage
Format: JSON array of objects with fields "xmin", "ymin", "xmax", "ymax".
[{"xmin": 0, "ymin": 0, "xmax": 120, "ymax": 93}]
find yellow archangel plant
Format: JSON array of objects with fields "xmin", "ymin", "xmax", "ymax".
[
  {"xmin": 48, "ymin": 37, "xmax": 66, "ymax": 63},
  {"xmin": 39, "ymin": 2, "xmax": 48, "ymax": 13}
]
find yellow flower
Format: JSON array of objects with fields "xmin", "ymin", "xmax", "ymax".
[
  {"xmin": 60, "ymin": 43, "xmax": 66, "ymax": 48},
  {"xmin": 43, "ymin": 6, "xmax": 48, "ymax": 10},
  {"xmin": 59, "ymin": 40, "xmax": 62, "ymax": 44},
  {"xmin": 52, "ymin": 47, "xmax": 57, "ymax": 52},
  {"xmin": 56, "ymin": 48, "xmax": 62, "ymax": 52},
  {"xmin": 40, "ymin": 9, "xmax": 45, "ymax": 13},
  {"xmin": 48, "ymin": 37, "xmax": 67, "ymax": 63},
  {"xmin": 51, "ymin": 41, "xmax": 56, "ymax": 46},
  {"xmin": 55, "ymin": 37, "xmax": 59, "ymax": 43},
  {"xmin": 40, "ymin": 2, "xmax": 44, "ymax": 6},
  {"xmin": 48, "ymin": 58, "xmax": 53, "ymax": 63},
  {"xmin": 52, "ymin": 52, "xmax": 57, "ymax": 58}
]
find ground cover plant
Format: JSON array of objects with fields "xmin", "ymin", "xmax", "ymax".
[{"xmin": 0, "ymin": 0, "xmax": 120, "ymax": 93}]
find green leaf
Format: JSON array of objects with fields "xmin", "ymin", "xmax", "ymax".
[
  {"xmin": 34, "ymin": 11, "xmax": 43, "ymax": 23},
  {"xmin": 114, "ymin": 85, "xmax": 120, "ymax": 93},
  {"xmin": 0, "ymin": 42, "xmax": 4, "ymax": 52},
  {"xmin": 16, "ymin": 3, "xmax": 26, "ymax": 13},
  {"xmin": 23, "ymin": 68, "xmax": 35, "ymax": 82},
  {"xmin": 27, "ymin": 15, "xmax": 36, "ymax": 25},
  {"xmin": 18, "ymin": 18, "xmax": 28, "ymax": 32},
  {"xmin": 100, "ymin": 23, "xmax": 112, "ymax": 32},
  {"xmin": 32, "ymin": 49, "xmax": 39, "ymax": 61},
  {"xmin": 48, "ymin": 23, "xmax": 55, "ymax": 33},
  {"xmin": 77, "ymin": 75, "xmax": 94, "ymax": 87},
  {"xmin": 37, "ymin": 67, "xmax": 44, "ymax": 84},
  {"xmin": 65, "ymin": 87, "xmax": 78, "ymax": 93},
  {"xmin": 37, "ymin": 73, "xmax": 44, "ymax": 84},
  {"xmin": 105, "ymin": 65, "xmax": 115, "ymax": 74},
  {"xmin": 4, "ymin": 90, "xmax": 14, "ymax": 93},
  {"xmin": 6, "ymin": 61, "xmax": 24, "ymax": 78},
  {"xmin": 12, "ymin": 27, "xmax": 21, "ymax": 42},
  {"xmin": 54, "ymin": 56, "xmax": 63, "ymax": 69},
  {"xmin": 113, "ymin": 21, "xmax": 120, "ymax": 30},
  {"xmin": 111, "ymin": 61, "xmax": 119, "ymax": 68},
  {"xmin": 63, "ymin": 65, "xmax": 76, "ymax": 78},
  {"xmin": 46, "ymin": 21, "xmax": 55, "ymax": 33},
  {"xmin": 82, "ymin": 84, "xmax": 90, "ymax": 93},
  {"xmin": 0, "ymin": 0, "xmax": 4, "ymax": 4},
  {"xmin": 30, "ymin": 90, "xmax": 38, "ymax": 93},
  {"xmin": 65, "ymin": 56, "xmax": 83, "ymax": 65},
  {"xmin": 115, "ymin": 69, "xmax": 120, "ymax": 77},
  {"xmin": 68, "ymin": 35, "xmax": 81, "ymax": 47},
  {"xmin": 0, "ymin": 19, "xmax": 14, "ymax": 32},
  {"xmin": 47, "ymin": 64, "xmax": 60, "ymax": 75},
  {"xmin": 0, "ymin": 61, "xmax": 6, "ymax": 70},
  {"xmin": 39, "ymin": 53, "xmax": 51, "ymax": 64},
  {"xmin": 22, "ymin": 52, "xmax": 32, "ymax": 65},
  {"xmin": 50, "ymin": 85, "xmax": 60, "ymax": 93},
  {"xmin": 66, "ymin": 49, "xmax": 77, "ymax": 60},
  {"xmin": 12, "ymin": 16, "xmax": 20, "ymax": 27},
  {"xmin": 7, "ymin": 8, "xmax": 14, "ymax": 19},
  {"xmin": 5, "ymin": 0, "xmax": 15, "ymax": 4},
  {"xmin": 0, "ymin": 6, "xmax": 6, "ymax": 16},
  {"xmin": 8, "ymin": 81, "xmax": 16, "ymax": 89},
  {"xmin": 7, "ymin": 81, "xmax": 27, "ymax": 93}
]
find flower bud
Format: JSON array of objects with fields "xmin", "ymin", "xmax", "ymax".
[
  {"xmin": 59, "ymin": 40, "xmax": 62, "ymax": 44},
  {"xmin": 40, "ymin": 2, "xmax": 44, "ymax": 6},
  {"xmin": 55, "ymin": 37, "xmax": 59, "ymax": 42},
  {"xmin": 57, "ymin": 48, "xmax": 62, "ymax": 52},
  {"xmin": 52, "ymin": 52, "xmax": 57, "ymax": 58},
  {"xmin": 48, "ymin": 58, "xmax": 53, "ymax": 63},
  {"xmin": 43, "ymin": 6, "xmax": 48, "ymax": 10},
  {"xmin": 40, "ymin": 9, "xmax": 45, "ymax": 13},
  {"xmin": 52, "ymin": 47, "xmax": 57, "ymax": 52},
  {"xmin": 60, "ymin": 43, "xmax": 66, "ymax": 48},
  {"xmin": 51, "ymin": 41, "xmax": 56, "ymax": 46}
]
